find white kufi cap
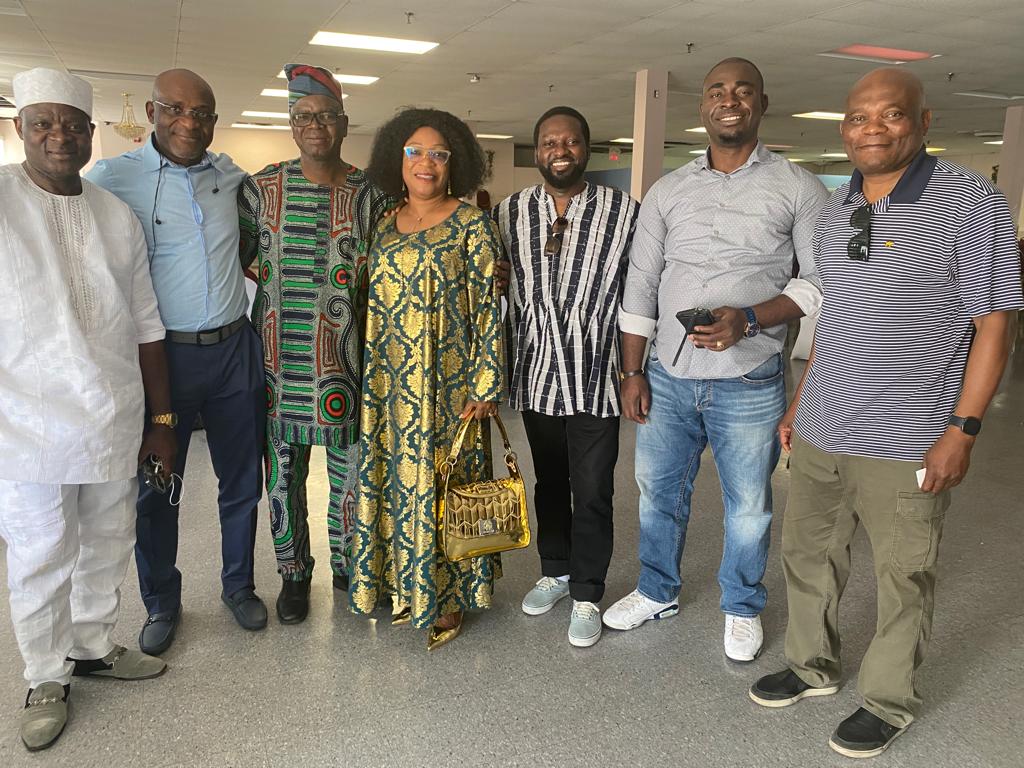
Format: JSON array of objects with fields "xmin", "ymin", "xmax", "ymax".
[{"xmin": 12, "ymin": 67, "xmax": 93, "ymax": 118}]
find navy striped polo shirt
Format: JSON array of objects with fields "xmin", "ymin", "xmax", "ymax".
[{"xmin": 794, "ymin": 150, "xmax": 1023, "ymax": 461}]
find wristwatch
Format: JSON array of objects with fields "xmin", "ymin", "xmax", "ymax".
[
  {"xmin": 618, "ymin": 369, "xmax": 645, "ymax": 382},
  {"xmin": 151, "ymin": 412, "xmax": 179, "ymax": 428},
  {"xmin": 948, "ymin": 415, "xmax": 981, "ymax": 436},
  {"xmin": 742, "ymin": 307, "xmax": 761, "ymax": 338}
]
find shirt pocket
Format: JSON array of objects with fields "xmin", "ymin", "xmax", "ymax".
[{"xmin": 891, "ymin": 491, "xmax": 948, "ymax": 573}]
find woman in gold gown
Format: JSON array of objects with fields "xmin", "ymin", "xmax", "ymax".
[{"xmin": 348, "ymin": 108, "xmax": 504, "ymax": 649}]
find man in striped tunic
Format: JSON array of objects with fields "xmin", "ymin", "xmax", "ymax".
[
  {"xmin": 750, "ymin": 68, "xmax": 1023, "ymax": 758},
  {"xmin": 493, "ymin": 106, "xmax": 639, "ymax": 648}
]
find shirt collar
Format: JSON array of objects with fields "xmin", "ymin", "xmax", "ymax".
[
  {"xmin": 142, "ymin": 133, "xmax": 214, "ymax": 172},
  {"xmin": 695, "ymin": 140, "xmax": 770, "ymax": 173},
  {"xmin": 844, "ymin": 147, "xmax": 936, "ymax": 205},
  {"xmin": 535, "ymin": 181, "xmax": 594, "ymax": 211}
]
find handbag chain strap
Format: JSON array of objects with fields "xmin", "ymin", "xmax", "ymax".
[{"xmin": 438, "ymin": 413, "xmax": 521, "ymax": 480}]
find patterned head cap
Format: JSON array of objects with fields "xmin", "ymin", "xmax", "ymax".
[
  {"xmin": 13, "ymin": 67, "xmax": 93, "ymax": 118},
  {"xmin": 285, "ymin": 64, "xmax": 344, "ymax": 111}
]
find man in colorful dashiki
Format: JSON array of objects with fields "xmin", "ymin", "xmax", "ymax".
[
  {"xmin": 239, "ymin": 64, "xmax": 393, "ymax": 624},
  {"xmin": 1, "ymin": 67, "xmax": 173, "ymax": 752},
  {"xmin": 492, "ymin": 106, "xmax": 639, "ymax": 648}
]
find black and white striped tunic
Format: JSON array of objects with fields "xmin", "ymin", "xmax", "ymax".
[
  {"xmin": 493, "ymin": 183, "xmax": 639, "ymax": 417},
  {"xmin": 794, "ymin": 152, "xmax": 1024, "ymax": 461}
]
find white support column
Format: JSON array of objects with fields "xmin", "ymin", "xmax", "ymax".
[
  {"xmin": 996, "ymin": 105, "xmax": 1024, "ymax": 227},
  {"xmin": 630, "ymin": 69, "xmax": 668, "ymax": 202}
]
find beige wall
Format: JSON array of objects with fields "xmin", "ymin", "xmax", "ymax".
[{"xmin": 0, "ymin": 120, "xmax": 25, "ymax": 164}]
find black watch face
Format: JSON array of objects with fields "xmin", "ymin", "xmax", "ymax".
[{"xmin": 962, "ymin": 417, "xmax": 982, "ymax": 436}]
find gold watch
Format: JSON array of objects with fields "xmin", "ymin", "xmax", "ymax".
[{"xmin": 151, "ymin": 412, "xmax": 179, "ymax": 428}]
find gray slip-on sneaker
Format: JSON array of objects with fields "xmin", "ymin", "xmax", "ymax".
[
  {"xmin": 568, "ymin": 601, "xmax": 602, "ymax": 648},
  {"xmin": 521, "ymin": 576, "xmax": 571, "ymax": 616}
]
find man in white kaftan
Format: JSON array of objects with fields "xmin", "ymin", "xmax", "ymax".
[{"xmin": 0, "ymin": 67, "xmax": 177, "ymax": 752}]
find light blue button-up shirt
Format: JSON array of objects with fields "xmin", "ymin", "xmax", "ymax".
[{"xmin": 87, "ymin": 137, "xmax": 248, "ymax": 332}]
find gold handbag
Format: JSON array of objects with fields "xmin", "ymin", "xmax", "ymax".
[{"xmin": 437, "ymin": 413, "xmax": 531, "ymax": 562}]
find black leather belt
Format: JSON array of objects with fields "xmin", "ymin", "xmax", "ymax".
[{"xmin": 166, "ymin": 316, "xmax": 248, "ymax": 346}]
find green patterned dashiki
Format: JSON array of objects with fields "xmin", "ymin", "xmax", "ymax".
[{"xmin": 240, "ymin": 160, "xmax": 394, "ymax": 446}]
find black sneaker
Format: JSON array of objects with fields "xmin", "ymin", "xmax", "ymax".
[
  {"xmin": 332, "ymin": 572, "xmax": 349, "ymax": 592},
  {"xmin": 829, "ymin": 707, "xmax": 906, "ymax": 758},
  {"xmin": 749, "ymin": 668, "xmax": 840, "ymax": 708}
]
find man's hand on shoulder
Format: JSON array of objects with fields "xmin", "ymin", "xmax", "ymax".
[
  {"xmin": 920, "ymin": 428, "xmax": 974, "ymax": 493},
  {"xmin": 691, "ymin": 306, "xmax": 746, "ymax": 351}
]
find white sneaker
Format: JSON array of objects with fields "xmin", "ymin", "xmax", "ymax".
[
  {"xmin": 724, "ymin": 614, "xmax": 763, "ymax": 662},
  {"xmin": 521, "ymin": 576, "xmax": 570, "ymax": 616},
  {"xmin": 602, "ymin": 589, "xmax": 679, "ymax": 631},
  {"xmin": 568, "ymin": 601, "xmax": 602, "ymax": 647}
]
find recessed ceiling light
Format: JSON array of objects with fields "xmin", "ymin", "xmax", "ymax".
[
  {"xmin": 685, "ymin": 126, "xmax": 707, "ymax": 133},
  {"xmin": 925, "ymin": 147, "xmax": 946, "ymax": 153},
  {"xmin": 610, "ymin": 137, "xmax": 634, "ymax": 143},
  {"xmin": 819, "ymin": 44, "xmax": 938, "ymax": 65},
  {"xmin": 310, "ymin": 31, "xmax": 438, "ymax": 55},
  {"xmin": 984, "ymin": 140, "xmax": 1004, "ymax": 145},
  {"xmin": 954, "ymin": 91, "xmax": 1024, "ymax": 101},
  {"xmin": 242, "ymin": 110, "xmax": 289, "ymax": 119},
  {"xmin": 475, "ymin": 134, "xmax": 513, "ymax": 140},
  {"xmin": 795, "ymin": 112, "xmax": 845, "ymax": 121},
  {"xmin": 261, "ymin": 88, "xmax": 348, "ymax": 99},
  {"xmin": 821, "ymin": 152, "xmax": 848, "ymax": 158},
  {"xmin": 232, "ymin": 122, "xmax": 291, "ymax": 131},
  {"xmin": 276, "ymin": 71, "xmax": 379, "ymax": 85},
  {"xmin": 689, "ymin": 150, "xmax": 706, "ymax": 155}
]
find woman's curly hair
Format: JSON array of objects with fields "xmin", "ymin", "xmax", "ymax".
[{"xmin": 366, "ymin": 107, "xmax": 489, "ymax": 199}]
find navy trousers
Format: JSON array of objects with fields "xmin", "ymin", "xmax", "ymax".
[{"xmin": 136, "ymin": 324, "xmax": 265, "ymax": 615}]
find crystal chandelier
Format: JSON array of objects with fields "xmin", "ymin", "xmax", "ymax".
[{"xmin": 113, "ymin": 93, "xmax": 147, "ymax": 141}]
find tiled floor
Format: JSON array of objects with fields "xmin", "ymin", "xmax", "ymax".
[{"xmin": 1, "ymin": 347, "xmax": 1021, "ymax": 767}]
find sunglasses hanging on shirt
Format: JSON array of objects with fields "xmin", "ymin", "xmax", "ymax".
[{"xmin": 847, "ymin": 204, "xmax": 871, "ymax": 261}]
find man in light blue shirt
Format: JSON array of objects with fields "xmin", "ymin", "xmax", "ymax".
[{"xmin": 87, "ymin": 69, "xmax": 267, "ymax": 654}]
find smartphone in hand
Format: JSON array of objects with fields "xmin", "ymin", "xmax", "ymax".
[{"xmin": 672, "ymin": 308, "xmax": 716, "ymax": 364}]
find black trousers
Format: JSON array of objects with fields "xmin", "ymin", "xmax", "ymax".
[{"xmin": 520, "ymin": 410, "xmax": 620, "ymax": 603}]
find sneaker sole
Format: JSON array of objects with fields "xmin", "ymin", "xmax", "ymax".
[
  {"xmin": 828, "ymin": 728, "xmax": 905, "ymax": 759},
  {"xmin": 568, "ymin": 629, "xmax": 601, "ymax": 648},
  {"xmin": 725, "ymin": 643, "xmax": 764, "ymax": 663},
  {"xmin": 748, "ymin": 683, "xmax": 839, "ymax": 708},
  {"xmin": 75, "ymin": 665, "xmax": 168, "ymax": 681},
  {"xmin": 602, "ymin": 604, "xmax": 679, "ymax": 631},
  {"xmin": 521, "ymin": 591, "xmax": 570, "ymax": 616}
]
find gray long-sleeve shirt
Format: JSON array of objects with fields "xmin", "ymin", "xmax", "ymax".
[{"xmin": 619, "ymin": 142, "xmax": 828, "ymax": 379}]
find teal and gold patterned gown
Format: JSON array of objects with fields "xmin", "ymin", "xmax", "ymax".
[{"xmin": 349, "ymin": 203, "xmax": 505, "ymax": 629}]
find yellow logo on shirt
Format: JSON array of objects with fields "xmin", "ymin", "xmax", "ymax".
[{"xmin": 884, "ymin": 241, "xmax": 894, "ymax": 247}]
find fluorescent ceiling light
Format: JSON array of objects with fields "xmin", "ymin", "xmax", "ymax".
[
  {"xmin": 610, "ymin": 137, "xmax": 634, "ymax": 143},
  {"xmin": 262, "ymin": 88, "xmax": 347, "ymax": 99},
  {"xmin": 232, "ymin": 122, "xmax": 291, "ymax": 131},
  {"xmin": 242, "ymin": 110, "xmax": 289, "ymax": 119},
  {"xmin": 685, "ymin": 126, "xmax": 707, "ymax": 133},
  {"xmin": 0, "ymin": 106, "xmax": 17, "ymax": 118},
  {"xmin": 984, "ymin": 140, "xmax": 1004, "ymax": 145},
  {"xmin": 475, "ymin": 134, "xmax": 513, "ymax": 140},
  {"xmin": 765, "ymin": 144, "xmax": 794, "ymax": 149},
  {"xmin": 310, "ymin": 31, "xmax": 438, "ymax": 55},
  {"xmin": 821, "ymin": 152, "xmax": 848, "ymax": 158},
  {"xmin": 819, "ymin": 44, "xmax": 938, "ymax": 65},
  {"xmin": 954, "ymin": 91, "xmax": 1024, "ymax": 101},
  {"xmin": 689, "ymin": 150, "xmax": 706, "ymax": 155},
  {"xmin": 788, "ymin": 158, "xmax": 808, "ymax": 163},
  {"xmin": 277, "ymin": 71, "xmax": 379, "ymax": 85},
  {"xmin": 925, "ymin": 147, "xmax": 946, "ymax": 153},
  {"xmin": 795, "ymin": 111, "xmax": 845, "ymax": 121},
  {"xmin": 0, "ymin": 3, "xmax": 27, "ymax": 17}
]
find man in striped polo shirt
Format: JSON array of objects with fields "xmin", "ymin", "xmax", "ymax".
[
  {"xmin": 750, "ymin": 68, "xmax": 1023, "ymax": 758},
  {"xmin": 605, "ymin": 58, "xmax": 828, "ymax": 662},
  {"xmin": 493, "ymin": 106, "xmax": 639, "ymax": 648}
]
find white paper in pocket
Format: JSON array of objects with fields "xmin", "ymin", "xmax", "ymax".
[{"xmin": 916, "ymin": 467, "xmax": 927, "ymax": 489}]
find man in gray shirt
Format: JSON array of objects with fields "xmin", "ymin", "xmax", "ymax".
[{"xmin": 603, "ymin": 57, "xmax": 828, "ymax": 662}]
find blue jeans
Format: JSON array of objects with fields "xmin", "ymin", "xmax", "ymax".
[{"xmin": 635, "ymin": 353, "xmax": 785, "ymax": 616}]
